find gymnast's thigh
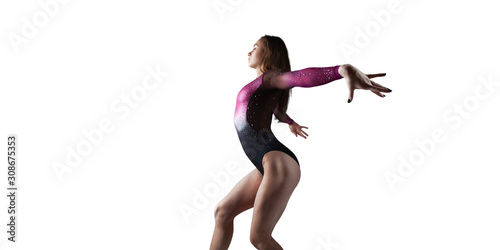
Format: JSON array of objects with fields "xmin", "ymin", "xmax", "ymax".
[{"xmin": 216, "ymin": 168, "xmax": 263, "ymax": 218}]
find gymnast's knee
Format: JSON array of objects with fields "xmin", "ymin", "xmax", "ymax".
[
  {"xmin": 213, "ymin": 202, "xmax": 235, "ymax": 225},
  {"xmin": 249, "ymin": 232, "xmax": 273, "ymax": 248}
]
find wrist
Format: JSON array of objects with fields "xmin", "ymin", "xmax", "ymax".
[{"xmin": 338, "ymin": 64, "xmax": 353, "ymax": 78}]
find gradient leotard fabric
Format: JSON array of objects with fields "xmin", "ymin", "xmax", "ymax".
[{"xmin": 233, "ymin": 65, "xmax": 343, "ymax": 175}]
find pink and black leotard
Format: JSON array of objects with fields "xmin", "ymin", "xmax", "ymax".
[{"xmin": 233, "ymin": 65, "xmax": 344, "ymax": 175}]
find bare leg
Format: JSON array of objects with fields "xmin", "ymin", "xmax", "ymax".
[
  {"xmin": 250, "ymin": 151, "xmax": 301, "ymax": 250},
  {"xmin": 210, "ymin": 169, "xmax": 263, "ymax": 250}
]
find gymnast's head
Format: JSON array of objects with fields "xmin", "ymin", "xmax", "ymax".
[{"xmin": 248, "ymin": 35, "xmax": 291, "ymax": 75}]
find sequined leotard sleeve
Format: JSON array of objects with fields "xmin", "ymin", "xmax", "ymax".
[
  {"xmin": 262, "ymin": 65, "xmax": 344, "ymax": 90},
  {"xmin": 273, "ymin": 106, "xmax": 294, "ymax": 125},
  {"xmin": 234, "ymin": 65, "xmax": 343, "ymax": 175}
]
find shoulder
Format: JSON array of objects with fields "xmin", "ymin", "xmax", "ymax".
[
  {"xmin": 261, "ymin": 68, "xmax": 282, "ymax": 82},
  {"xmin": 261, "ymin": 69, "xmax": 287, "ymax": 89},
  {"xmin": 264, "ymin": 68, "xmax": 282, "ymax": 75}
]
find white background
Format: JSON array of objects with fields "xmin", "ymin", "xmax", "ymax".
[{"xmin": 1, "ymin": 0, "xmax": 499, "ymax": 249}]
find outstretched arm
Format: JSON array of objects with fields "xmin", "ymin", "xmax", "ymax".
[
  {"xmin": 262, "ymin": 65, "xmax": 344, "ymax": 90},
  {"xmin": 263, "ymin": 64, "xmax": 392, "ymax": 102}
]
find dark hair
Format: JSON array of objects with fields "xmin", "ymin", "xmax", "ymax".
[{"xmin": 258, "ymin": 35, "xmax": 292, "ymax": 124}]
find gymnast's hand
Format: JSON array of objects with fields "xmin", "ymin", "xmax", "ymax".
[
  {"xmin": 289, "ymin": 121, "xmax": 309, "ymax": 139},
  {"xmin": 338, "ymin": 64, "xmax": 392, "ymax": 103}
]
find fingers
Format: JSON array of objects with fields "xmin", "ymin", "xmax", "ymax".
[
  {"xmin": 369, "ymin": 80, "xmax": 391, "ymax": 92},
  {"xmin": 298, "ymin": 131, "xmax": 307, "ymax": 139},
  {"xmin": 366, "ymin": 73, "xmax": 386, "ymax": 79},
  {"xmin": 295, "ymin": 127, "xmax": 308, "ymax": 139},
  {"xmin": 347, "ymin": 78, "xmax": 391, "ymax": 103},
  {"xmin": 370, "ymin": 80, "xmax": 386, "ymax": 89},
  {"xmin": 301, "ymin": 129, "xmax": 309, "ymax": 137},
  {"xmin": 350, "ymin": 86, "xmax": 389, "ymax": 102},
  {"xmin": 294, "ymin": 131, "xmax": 304, "ymax": 139},
  {"xmin": 371, "ymin": 90, "xmax": 385, "ymax": 98}
]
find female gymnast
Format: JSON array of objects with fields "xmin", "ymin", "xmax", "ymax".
[{"xmin": 209, "ymin": 35, "xmax": 392, "ymax": 250}]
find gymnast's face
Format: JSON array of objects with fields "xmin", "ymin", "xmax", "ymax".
[{"xmin": 248, "ymin": 39, "xmax": 264, "ymax": 70}]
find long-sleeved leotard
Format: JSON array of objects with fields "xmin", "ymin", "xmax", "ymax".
[{"xmin": 233, "ymin": 65, "xmax": 343, "ymax": 175}]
